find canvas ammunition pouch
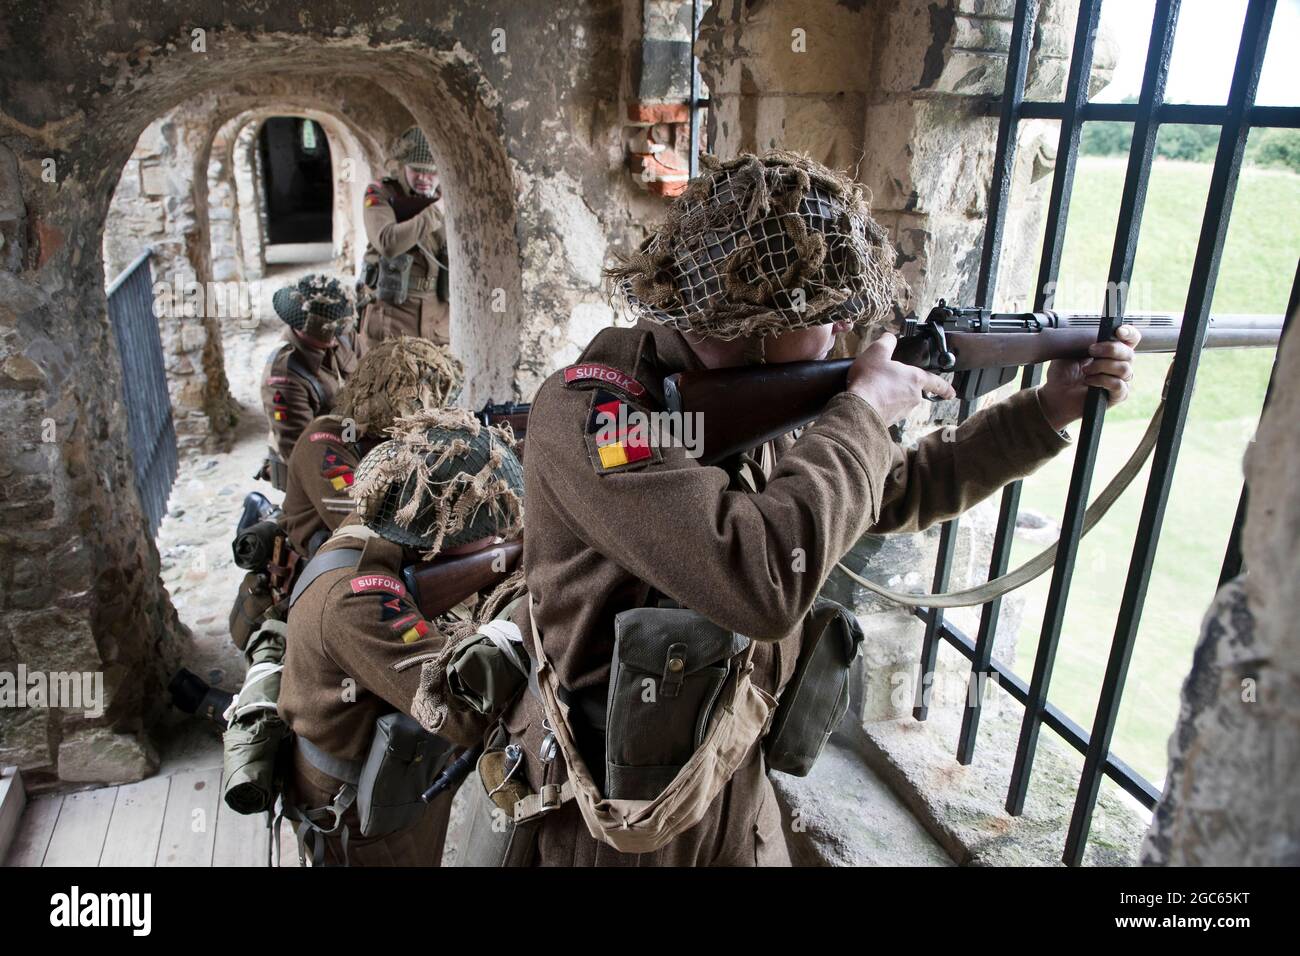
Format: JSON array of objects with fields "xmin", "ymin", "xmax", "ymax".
[
  {"xmin": 764, "ymin": 597, "xmax": 864, "ymax": 776},
  {"xmin": 604, "ymin": 606, "xmax": 751, "ymax": 800},
  {"xmin": 512, "ymin": 597, "xmax": 776, "ymax": 856},
  {"xmin": 356, "ymin": 712, "xmax": 453, "ymax": 836},
  {"xmin": 376, "ymin": 252, "xmax": 414, "ymax": 305},
  {"xmin": 289, "ymin": 713, "xmax": 453, "ymax": 865}
]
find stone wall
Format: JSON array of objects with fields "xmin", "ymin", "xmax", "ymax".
[{"xmin": 1142, "ymin": 312, "xmax": 1300, "ymax": 866}]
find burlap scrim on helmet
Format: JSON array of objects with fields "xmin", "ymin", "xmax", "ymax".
[
  {"xmin": 333, "ymin": 337, "xmax": 463, "ymax": 438},
  {"xmin": 607, "ymin": 150, "xmax": 908, "ymax": 341},
  {"xmin": 351, "ymin": 408, "xmax": 524, "ymax": 560}
]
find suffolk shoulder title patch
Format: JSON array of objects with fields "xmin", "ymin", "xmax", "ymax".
[
  {"xmin": 563, "ymin": 363, "xmax": 647, "ymax": 399},
  {"xmin": 350, "ymin": 574, "xmax": 405, "ymax": 596},
  {"xmin": 585, "ymin": 389, "xmax": 661, "ymax": 475}
]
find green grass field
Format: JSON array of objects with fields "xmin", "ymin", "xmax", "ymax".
[{"xmin": 996, "ymin": 158, "xmax": 1296, "ymax": 786}]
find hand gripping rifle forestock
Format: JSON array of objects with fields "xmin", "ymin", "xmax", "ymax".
[
  {"xmin": 403, "ymin": 539, "xmax": 523, "ymax": 620},
  {"xmin": 662, "ymin": 302, "xmax": 1283, "ymax": 467}
]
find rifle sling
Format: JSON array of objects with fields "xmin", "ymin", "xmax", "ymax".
[{"xmin": 836, "ymin": 394, "xmax": 1166, "ymax": 609}]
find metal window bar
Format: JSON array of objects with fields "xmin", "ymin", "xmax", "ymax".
[
  {"xmin": 1061, "ymin": 0, "xmax": 1278, "ymax": 866},
  {"xmin": 106, "ymin": 249, "xmax": 178, "ymax": 538},
  {"xmin": 688, "ymin": 0, "xmax": 709, "ymax": 179},
  {"xmin": 1217, "ymin": 258, "xmax": 1299, "ymax": 588},
  {"xmin": 918, "ymin": 0, "xmax": 1040, "ymax": 728},
  {"xmin": 905, "ymin": 0, "xmax": 1291, "ymax": 864}
]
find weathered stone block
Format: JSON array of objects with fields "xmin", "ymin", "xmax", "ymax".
[
  {"xmin": 56, "ymin": 727, "xmax": 158, "ymax": 785},
  {"xmin": 0, "ymin": 706, "xmax": 52, "ymax": 771},
  {"xmin": 138, "ymin": 161, "xmax": 167, "ymax": 197},
  {"xmin": 10, "ymin": 609, "xmax": 103, "ymax": 675}
]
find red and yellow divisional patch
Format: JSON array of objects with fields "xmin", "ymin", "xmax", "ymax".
[
  {"xmin": 586, "ymin": 389, "xmax": 658, "ymax": 474},
  {"xmin": 322, "ymin": 450, "xmax": 355, "ymax": 491},
  {"xmin": 273, "ymin": 409, "xmax": 286, "ymax": 422},
  {"xmin": 400, "ymin": 619, "xmax": 430, "ymax": 644}
]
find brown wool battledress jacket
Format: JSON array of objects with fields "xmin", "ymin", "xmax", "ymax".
[
  {"xmin": 358, "ymin": 179, "xmax": 450, "ymax": 354},
  {"xmin": 261, "ymin": 330, "xmax": 358, "ymax": 462},
  {"xmin": 279, "ymin": 415, "xmax": 371, "ymax": 558},
  {"xmin": 278, "ymin": 514, "xmax": 487, "ymax": 866},
  {"xmin": 503, "ymin": 320, "xmax": 1071, "ymax": 866}
]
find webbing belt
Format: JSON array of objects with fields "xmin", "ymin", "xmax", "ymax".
[{"xmin": 836, "ymin": 394, "xmax": 1166, "ymax": 608}]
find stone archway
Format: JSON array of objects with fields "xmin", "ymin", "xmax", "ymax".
[
  {"xmin": 2, "ymin": 2, "xmax": 658, "ymax": 787},
  {"xmin": 0, "ymin": 25, "xmax": 529, "ymax": 786}
]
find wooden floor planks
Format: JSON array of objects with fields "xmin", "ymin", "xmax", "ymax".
[
  {"xmin": 155, "ymin": 767, "xmax": 222, "ymax": 867},
  {"xmin": 100, "ymin": 775, "xmax": 171, "ymax": 866},
  {"xmin": 43, "ymin": 788, "xmax": 116, "ymax": 866},
  {"xmin": 4, "ymin": 767, "xmax": 303, "ymax": 867},
  {"xmin": 4, "ymin": 793, "xmax": 63, "ymax": 866}
]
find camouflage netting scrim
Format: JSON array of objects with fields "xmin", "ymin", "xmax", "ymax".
[
  {"xmin": 272, "ymin": 273, "xmax": 356, "ymax": 339},
  {"xmin": 607, "ymin": 150, "xmax": 908, "ymax": 340},
  {"xmin": 333, "ymin": 336, "xmax": 464, "ymax": 437},
  {"xmin": 393, "ymin": 125, "xmax": 436, "ymax": 169},
  {"xmin": 351, "ymin": 407, "xmax": 524, "ymax": 559}
]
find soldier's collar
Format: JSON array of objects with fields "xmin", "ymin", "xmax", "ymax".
[{"xmin": 288, "ymin": 331, "xmax": 330, "ymax": 373}]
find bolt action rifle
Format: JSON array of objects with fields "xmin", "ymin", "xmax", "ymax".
[
  {"xmin": 664, "ymin": 300, "xmax": 1284, "ymax": 466},
  {"xmin": 403, "ymin": 538, "xmax": 523, "ymax": 621},
  {"xmin": 478, "ymin": 400, "xmax": 531, "ymax": 449}
]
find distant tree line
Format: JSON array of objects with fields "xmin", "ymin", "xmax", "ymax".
[{"xmin": 1079, "ymin": 97, "xmax": 1300, "ymax": 174}]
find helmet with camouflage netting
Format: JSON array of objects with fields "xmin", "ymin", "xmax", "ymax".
[
  {"xmin": 351, "ymin": 408, "xmax": 524, "ymax": 559},
  {"xmin": 272, "ymin": 273, "xmax": 355, "ymax": 340},
  {"xmin": 333, "ymin": 337, "xmax": 464, "ymax": 438},
  {"xmin": 393, "ymin": 126, "xmax": 436, "ymax": 171},
  {"xmin": 607, "ymin": 150, "xmax": 907, "ymax": 341}
]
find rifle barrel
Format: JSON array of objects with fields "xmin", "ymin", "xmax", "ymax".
[{"xmin": 664, "ymin": 311, "xmax": 1283, "ymax": 465}]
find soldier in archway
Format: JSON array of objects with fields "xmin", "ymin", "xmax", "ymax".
[{"xmin": 356, "ymin": 127, "xmax": 451, "ymax": 354}]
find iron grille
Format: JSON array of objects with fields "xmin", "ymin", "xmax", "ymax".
[
  {"xmin": 910, "ymin": 0, "xmax": 1297, "ymax": 865},
  {"xmin": 106, "ymin": 249, "xmax": 178, "ymax": 538}
]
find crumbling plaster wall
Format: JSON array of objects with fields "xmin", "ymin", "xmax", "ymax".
[{"xmin": 0, "ymin": 0, "xmax": 671, "ymax": 786}]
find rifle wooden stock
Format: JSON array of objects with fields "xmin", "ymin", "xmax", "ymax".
[
  {"xmin": 388, "ymin": 193, "xmax": 438, "ymax": 223},
  {"xmin": 404, "ymin": 539, "xmax": 522, "ymax": 620},
  {"xmin": 665, "ymin": 318, "xmax": 1283, "ymax": 466}
]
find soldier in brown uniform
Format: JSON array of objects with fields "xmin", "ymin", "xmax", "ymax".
[
  {"xmin": 259, "ymin": 275, "xmax": 359, "ymax": 489},
  {"xmin": 280, "ymin": 337, "xmax": 463, "ymax": 559},
  {"xmin": 278, "ymin": 409, "xmax": 525, "ymax": 866},
  {"xmin": 356, "ymin": 127, "xmax": 451, "ymax": 354},
  {"xmin": 494, "ymin": 152, "xmax": 1140, "ymax": 866}
]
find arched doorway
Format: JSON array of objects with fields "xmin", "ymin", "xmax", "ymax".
[{"xmin": 258, "ymin": 117, "xmax": 334, "ymax": 261}]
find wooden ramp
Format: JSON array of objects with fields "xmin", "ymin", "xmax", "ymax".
[{"xmin": 4, "ymin": 768, "xmax": 301, "ymax": 868}]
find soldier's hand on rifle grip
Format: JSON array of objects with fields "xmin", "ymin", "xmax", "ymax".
[
  {"xmin": 1037, "ymin": 324, "xmax": 1141, "ymax": 431},
  {"xmin": 846, "ymin": 331, "xmax": 957, "ymax": 424}
]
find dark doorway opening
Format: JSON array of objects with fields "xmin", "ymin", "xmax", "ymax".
[{"xmin": 259, "ymin": 117, "xmax": 333, "ymax": 245}]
